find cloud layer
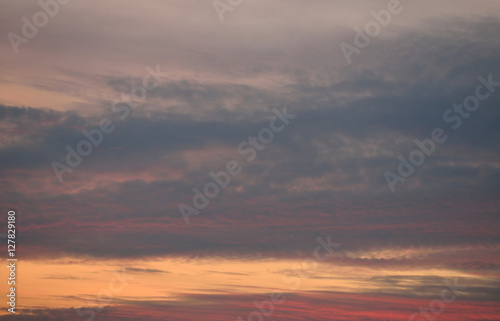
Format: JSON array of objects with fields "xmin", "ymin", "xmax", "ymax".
[{"xmin": 1, "ymin": 0, "xmax": 499, "ymax": 320}]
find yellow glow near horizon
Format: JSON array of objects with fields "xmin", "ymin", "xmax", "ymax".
[{"xmin": 0, "ymin": 255, "xmax": 489, "ymax": 315}]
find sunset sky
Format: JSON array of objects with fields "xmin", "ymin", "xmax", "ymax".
[{"xmin": 1, "ymin": 0, "xmax": 500, "ymax": 320}]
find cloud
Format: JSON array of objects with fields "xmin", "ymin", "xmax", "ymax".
[
  {"xmin": 123, "ymin": 267, "xmax": 169, "ymax": 274},
  {"xmin": 3, "ymin": 291, "xmax": 500, "ymax": 321}
]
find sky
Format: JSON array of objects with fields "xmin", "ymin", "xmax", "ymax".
[{"xmin": 1, "ymin": 0, "xmax": 500, "ymax": 320}]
